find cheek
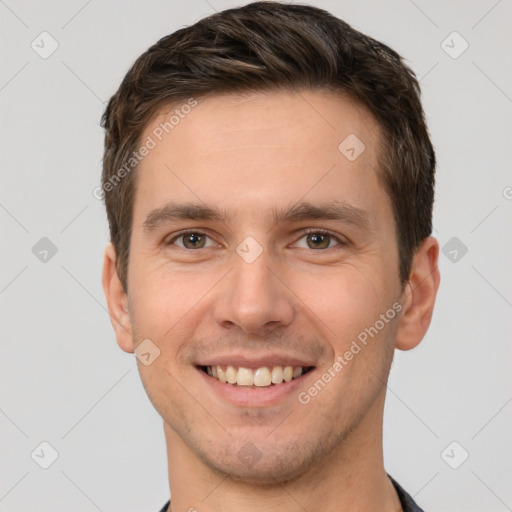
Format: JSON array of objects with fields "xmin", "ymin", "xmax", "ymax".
[
  {"xmin": 300, "ymin": 269, "xmax": 398, "ymax": 408},
  {"xmin": 127, "ymin": 264, "xmax": 228, "ymax": 395},
  {"xmin": 293, "ymin": 265, "xmax": 390, "ymax": 347},
  {"xmin": 128, "ymin": 259, "xmax": 219, "ymax": 337}
]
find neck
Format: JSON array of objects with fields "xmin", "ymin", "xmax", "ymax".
[{"xmin": 164, "ymin": 392, "xmax": 401, "ymax": 512}]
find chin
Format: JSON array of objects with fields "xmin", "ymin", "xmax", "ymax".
[{"xmin": 195, "ymin": 433, "xmax": 330, "ymax": 486}]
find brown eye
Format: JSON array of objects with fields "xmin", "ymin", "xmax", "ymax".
[
  {"xmin": 293, "ymin": 230, "xmax": 342, "ymax": 250},
  {"xmin": 306, "ymin": 232, "xmax": 331, "ymax": 249},
  {"xmin": 172, "ymin": 232, "xmax": 208, "ymax": 249}
]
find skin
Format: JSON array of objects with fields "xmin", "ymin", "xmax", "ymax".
[{"xmin": 103, "ymin": 90, "xmax": 440, "ymax": 512}]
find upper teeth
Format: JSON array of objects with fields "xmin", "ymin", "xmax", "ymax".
[{"xmin": 206, "ymin": 365, "xmax": 305, "ymax": 387}]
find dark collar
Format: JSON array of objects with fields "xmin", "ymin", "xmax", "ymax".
[{"xmin": 157, "ymin": 475, "xmax": 424, "ymax": 512}]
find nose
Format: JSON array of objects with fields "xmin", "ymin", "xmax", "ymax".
[{"xmin": 212, "ymin": 249, "xmax": 295, "ymax": 336}]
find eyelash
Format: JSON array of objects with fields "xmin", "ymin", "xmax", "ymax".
[{"xmin": 167, "ymin": 229, "xmax": 347, "ymax": 249}]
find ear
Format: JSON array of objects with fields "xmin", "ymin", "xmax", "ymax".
[
  {"xmin": 395, "ymin": 236, "xmax": 441, "ymax": 351},
  {"xmin": 102, "ymin": 243, "xmax": 134, "ymax": 353}
]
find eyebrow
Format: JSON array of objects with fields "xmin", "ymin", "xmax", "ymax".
[{"xmin": 142, "ymin": 200, "xmax": 373, "ymax": 233}]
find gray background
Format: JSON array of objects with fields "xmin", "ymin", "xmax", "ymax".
[{"xmin": 1, "ymin": 0, "xmax": 511, "ymax": 510}]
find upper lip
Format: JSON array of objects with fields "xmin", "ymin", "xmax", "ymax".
[{"xmin": 196, "ymin": 352, "xmax": 316, "ymax": 369}]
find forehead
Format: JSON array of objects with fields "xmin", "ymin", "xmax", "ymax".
[
  {"xmin": 144, "ymin": 89, "xmax": 379, "ymax": 158},
  {"xmin": 134, "ymin": 90, "xmax": 387, "ymax": 222}
]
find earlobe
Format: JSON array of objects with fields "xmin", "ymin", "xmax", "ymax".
[
  {"xmin": 102, "ymin": 243, "xmax": 135, "ymax": 353},
  {"xmin": 395, "ymin": 237, "xmax": 441, "ymax": 351}
]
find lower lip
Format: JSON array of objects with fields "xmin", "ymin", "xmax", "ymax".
[{"xmin": 196, "ymin": 367, "xmax": 314, "ymax": 407}]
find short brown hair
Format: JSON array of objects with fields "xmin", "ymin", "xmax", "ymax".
[{"xmin": 101, "ymin": 1, "xmax": 435, "ymax": 291}]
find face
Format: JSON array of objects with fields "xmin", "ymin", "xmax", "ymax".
[{"xmin": 120, "ymin": 90, "xmax": 406, "ymax": 482}]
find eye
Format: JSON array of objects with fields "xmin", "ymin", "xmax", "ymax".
[
  {"xmin": 169, "ymin": 231, "xmax": 216, "ymax": 249},
  {"xmin": 294, "ymin": 230, "xmax": 343, "ymax": 250}
]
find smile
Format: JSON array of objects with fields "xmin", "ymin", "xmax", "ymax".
[{"xmin": 201, "ymin": 365, "xmax": 314, "ymax": 387}]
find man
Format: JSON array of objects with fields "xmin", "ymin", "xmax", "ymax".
[{"xmin": 101, "ymin": 2, "xmax": 440, "ymax": 511}]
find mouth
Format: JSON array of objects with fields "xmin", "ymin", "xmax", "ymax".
[{"xmin": 198, "ymin": 364, "xmax": 315, "ymax": 388}]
